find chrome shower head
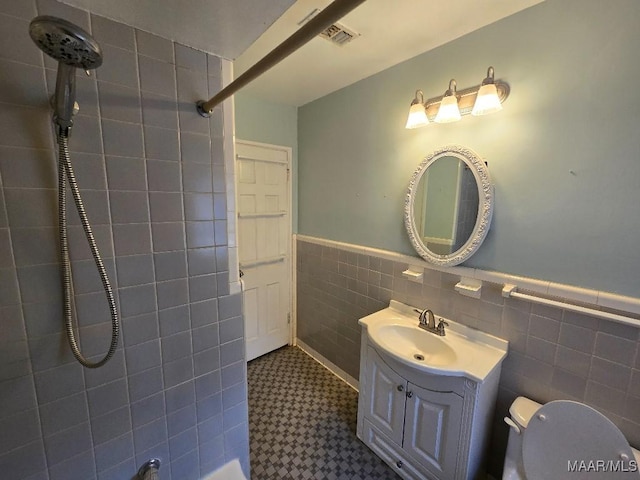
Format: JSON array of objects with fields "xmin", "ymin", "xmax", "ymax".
[
  {"xmin": 29, "ymin": 16, "xmax": 103, "ymax": 132},
  {"xmin": 29, "ymin": 16, "xmax": 102, "ymax": 69}
]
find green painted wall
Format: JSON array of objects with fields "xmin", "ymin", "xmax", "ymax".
[
  {"xmin": 235, "ymin": 93, "xmax": 299, "ymax": 231},
  {"xmin": 298, "ymin": 0, "xmax": 640, "ymax": 297}
]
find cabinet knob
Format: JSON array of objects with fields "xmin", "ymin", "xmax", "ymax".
[
  {"xmin": 406, "ymin": 391, "xmax": 413, "ymax": 398},
  {"xmin": 396, "ymin": 460, "xmax": 403, "ymax": 469},
  {"xmin": 397, "ymin": 385, "xmax": 404, "ymax": 392}
]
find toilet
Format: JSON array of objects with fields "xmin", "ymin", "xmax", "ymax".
[{"xmin": 502, "ymin": 396, "xmax": 640, "ymax": 479}]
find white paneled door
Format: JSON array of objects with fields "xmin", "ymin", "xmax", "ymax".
[{"xmin": 236, "ymin": 140, "xmax": 291, "ymax": 361}]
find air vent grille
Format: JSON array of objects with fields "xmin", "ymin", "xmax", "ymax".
[{"xmin": 319, "ymin": 22, "xmax": 358, "ymax": 46}]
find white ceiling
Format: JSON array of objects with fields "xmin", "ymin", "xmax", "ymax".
[
  {"xmin": 61, "ymin": 0, "xmax": 297, "ymax": 60},
  {"xmin": 63, "ymin": 0, "xmax": 543, "ymax": 106},
  {"xmin": 235, "ymin": 0, "xmax": 543, "ymax": 106}
]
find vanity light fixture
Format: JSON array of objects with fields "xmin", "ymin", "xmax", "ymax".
[
  {"xmin": 405, "ymin": 90, "xmax": 429, "ymax": 129},
  {"xmin": 434, "ymin": 79, "xmax": 461, "ymax": 123},
  {"xmin": 404, "ymin": 66, "xmax": 510, "ymax": 129}
]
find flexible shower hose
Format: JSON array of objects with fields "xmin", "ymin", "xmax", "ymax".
[{"xmin": 58, "ymin": 130, "xmax": 119, "ymax": 368}]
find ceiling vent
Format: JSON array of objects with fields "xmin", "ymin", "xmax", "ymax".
[{"xmin": 319, "ymin": 22, "xmax": 359, "ymax": 46}]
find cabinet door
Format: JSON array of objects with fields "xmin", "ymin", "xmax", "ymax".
[
  {"xmin": 403, "ymin": 383, "xmax": 463, "ymax": 480},
  {"xmin": 363, "ymin": 347, "xmax": 407, "ymax": 445}
]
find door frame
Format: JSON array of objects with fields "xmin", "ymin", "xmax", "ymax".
[{"xmin": 235, "ymin": 138, "xmax": 295, "ymax": 352}]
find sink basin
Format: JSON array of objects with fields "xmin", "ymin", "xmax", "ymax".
[
  {"xmin": 359, "ymin": 300, "xmax": 509, "ymax": 381},
  {"xmin": 371, "ymin": 324, "xmax": 457, "ymax": 367}
]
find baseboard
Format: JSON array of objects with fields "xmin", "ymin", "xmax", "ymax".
[{"xmin": 296, "ymin": 339, "xmax": 359, "ymax": 391}]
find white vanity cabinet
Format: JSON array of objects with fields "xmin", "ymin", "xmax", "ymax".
[
  {"xmin": 360, "ymin": 346, "xmax": 465, "ymax": 480},
  {"xmin": 358, "ymin": 338, "xmax": 505, "ymax": 478},
  {"xmin": 357, "ymin": 301, "xmax": 508, "ymax": 480}
]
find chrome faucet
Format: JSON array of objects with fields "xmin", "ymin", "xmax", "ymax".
[
  {"xmin": 414, "ymin": 308, "xmax": 449, "ymax": 336},
  {"xmin": 419, "ymin": 309, "xmax": 436, "ymax": 330}
]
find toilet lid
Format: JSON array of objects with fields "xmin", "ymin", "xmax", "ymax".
[{"xmin": 522, "ymin": 400, "xmax": 638, "ymax": 479}]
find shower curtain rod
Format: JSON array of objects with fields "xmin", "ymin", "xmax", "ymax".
[{"xmin": 196, "ymin": 0, "xmax": 368, "ymax": 117}]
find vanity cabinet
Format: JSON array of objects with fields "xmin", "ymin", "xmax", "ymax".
[
  {"xmin": 361, "ymin": 347, "xmax": 463, "ymax": 479},
  {"xmin": 357, "ymin": 301, "xmax": 507, "ymax": 480},
  {"xmin": 357, "ymin": 344, "xmax": 501, "ymax": 480}
]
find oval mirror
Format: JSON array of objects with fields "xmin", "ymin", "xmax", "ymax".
[{"xmin": 404, "ymin": 145, "xmax": 493, "ymax": 266}]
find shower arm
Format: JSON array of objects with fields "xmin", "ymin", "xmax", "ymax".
[{"xmin": 196, "ymin": 0, "xmax": 368, "ymax": 117}]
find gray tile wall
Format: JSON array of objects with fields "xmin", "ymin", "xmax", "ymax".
[
  {"xmin": 296, "ymin": 239, "xmax": 640, "ymax": 477},
  {"xmin": 0, "ymin": 1, "xmax": 248, "ymax": 479}
]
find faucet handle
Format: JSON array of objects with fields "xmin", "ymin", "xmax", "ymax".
[{"xmin": 436, "ymin": 319, "xmax": 449, "ymax": 335}]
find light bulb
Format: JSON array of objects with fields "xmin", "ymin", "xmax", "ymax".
[
  {"xmin": 434, "ymin": 95, "xmax": 461, "ymax": 123},
  {"xmin": 472, "ymin": 83, "xmax": 502, "ymax": 116},
  {"xmin": 405, "ymin": 102, "xmax": 428, "ymax": 129}
]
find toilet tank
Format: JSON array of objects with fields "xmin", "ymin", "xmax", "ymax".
[{"xmin": 502, "ymin": 397, "xmax": 541, "ymax": 480}]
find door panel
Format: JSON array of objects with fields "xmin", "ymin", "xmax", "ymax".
[
  {"xmin": 364, "ymin": 347, "xmax": 407, "ymax": 445},
  {"xmin": 404, "ymin": 384, "xmax": 463, "ymax": 480},
  {"xmin": 243, "ymin": 286, "xmax": 259, "ymax": 341},
  {"xmin": 236, "ymin": 141, "xmax": 291, "ymax": 361}
]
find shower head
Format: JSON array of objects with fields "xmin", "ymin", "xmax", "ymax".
[
  {"xmin": 29, "ymin": 16, "xmax": 103, "ymax": 132},
  {"xmin": 29, "ymin": 16, "xmax": 102, "ymax": 69}
]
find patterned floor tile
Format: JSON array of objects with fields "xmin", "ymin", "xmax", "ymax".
[{"xmin": 248, "ymin": 346, "xmax": 400, "ymax": 480}]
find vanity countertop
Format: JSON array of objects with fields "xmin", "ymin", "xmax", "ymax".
[{"xmin": 359, "ymin": 300, "xmax": 508, "ymax": 382}]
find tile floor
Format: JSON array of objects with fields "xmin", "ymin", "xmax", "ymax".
[{"xmin": 248, "ymin": 346, "xmax": 400, "ymax": 480}]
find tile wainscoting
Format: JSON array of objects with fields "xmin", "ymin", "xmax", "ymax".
[{"xmin": 295, "ymin": 235, "xmax": 640, "ymax": 476}]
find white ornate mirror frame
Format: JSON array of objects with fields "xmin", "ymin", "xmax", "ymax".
[{"xmin": 404, "ymin": 145, "xmax": 494, "ymax": 267}]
